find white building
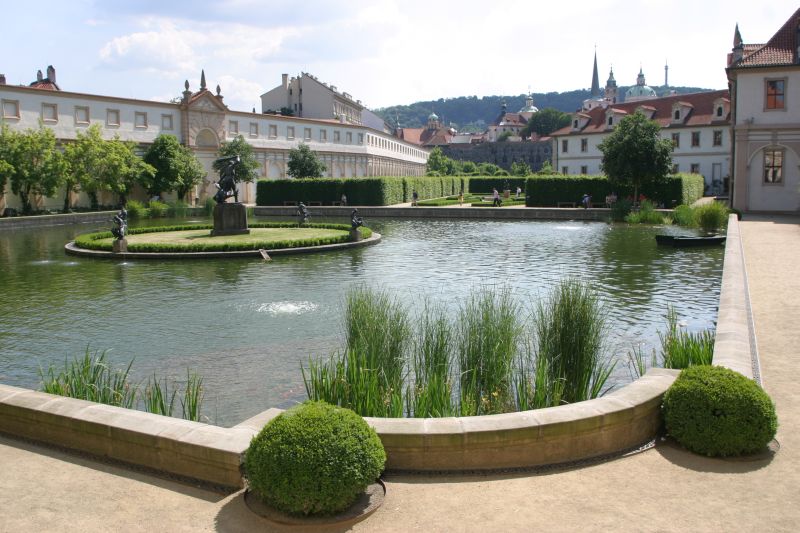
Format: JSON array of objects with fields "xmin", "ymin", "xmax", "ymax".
[
  {"xmin": 0, "ymin": 70, "xmax": 427, "ymax": 211},
  {"xmin": 551, "ymin": 89, "xmax": 732, "ymax": 192},
  {"xmin": 726, "ymin": 8, "xmax": 800, "ymax": 213}
]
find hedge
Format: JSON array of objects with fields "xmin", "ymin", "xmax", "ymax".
[
  {"xmin": 404, "ymin": 176, "xmax": 466, "ymax": 202},
  {"xmin": 468, "ymin": 177, "xmax": 528, "ymax": 194},
  {"xmin": 525, "ymin": 173, "xmax": 705, "ymax": 207}
]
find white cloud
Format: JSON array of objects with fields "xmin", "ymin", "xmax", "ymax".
[{"xmin": 99, "ymin": 20, "xmax": 199, "ymax": 73}]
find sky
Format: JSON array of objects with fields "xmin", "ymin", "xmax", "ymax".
[{"xmin": 1, "ymin": 1, "xmax": 797, "ymax": 112}]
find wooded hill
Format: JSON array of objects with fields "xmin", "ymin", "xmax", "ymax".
[{"xmin": 373, "ymin": 87, "xmax": 713, "ymax": 132}]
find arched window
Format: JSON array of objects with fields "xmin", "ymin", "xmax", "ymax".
[
  {"xmin": 717, "ymin": 106, "xmax": 723, "ymax": 117},
  {"xmin": 573, "ymin": 119, "xmax": 578, "ymax": 128},
  {"xmin": 674, "ymin": 110, "xmax": 680, "ymax": 120},
  {"xmin": 607, "ymin": 116, "xmax": 613, "ymax": 126},
  {"xmin": 195, "ymin": 128, "xmax": 219, "ymax": 148}
]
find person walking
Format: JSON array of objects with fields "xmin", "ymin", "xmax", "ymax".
[
  {"xmin": 412, "ymin": 189, "xmax": 419, "ymax": 206},
  {"xmin": 492, "ymin": 188, "xmax": 502, "ymax": 207},
  {"xmin": 341, "ymin": 193, "xmax": 347, "ymax": 206}
]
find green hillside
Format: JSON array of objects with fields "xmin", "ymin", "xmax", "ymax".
[{"xmin": 373, "ymin": 87, "xmax": 713, "ymax": 132}]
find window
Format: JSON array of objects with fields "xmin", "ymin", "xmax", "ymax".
[
  {"xmin": 358, "ymin": 133, "xmax": 364, "ymax": 144},
  {"xmin": 713, "ymin": 130, "xmax": 722, "ymax": 147},
  {"xmin": 672, "ymin": 163, "xmax": 679, "ymax": 173},
  {"xmin": 607, "ymin": 116, "xmax": 613, "ymax": 126},
  {"xmin": 2, "ymin": 99, "xmax": 20, "ymax": 119},
  {"xmin": 74, "ymin": 106, "xmax": 90, "ymax": 125},
  {"xmin": 673, "ymin": 110, "xmax": 680, "ymax": 120},
  {"xmin": 573, "ymin": 119, "xmax": 578, "ymax": 128},
  {"xmin": 106, "ymin": 109, "xmax": 120, "ymax": 127},
  {"xmin": 561, "ymin": 166, "xmax": 568, "ymax": 174},
  {"xmin": 561, "ymin": 139, "xmax": 568, "ymax": 153},
  {"xmin": 690, "ymin": 164, "xmax": 700, "ymax": 174},
  {"xmin": 334, "ymin": 131, "xmax": 340, "ymax": 143},
  {"xmin": 304, "ymin": 128, "xmax": 311, "ymax": 140},
  {"xmin": 161, "ymin": 114, "xmax": 173, "ymax": 130},
  {"xmin": 717, "ymin": 106, "xmax": 723, "ymax": 117},
  {"xmin": 229, "ymin": 120, "xmax": 238, "ymax": 135},
  {"xmin": 671, "ymin": 133, "xmax": 680, "ymax": 148},
  {"xmin": 580, "ymin": 165, "xmax": 588, "ymax": 174},
  {"xmin": 346, "ymin": 131, "xmax": 353, "ymax": 144},
  {"xmin": 134, "ymin": 111, "xmax": 147, "ymax": 128},
  {"xmin": 764, "ymin": 149, "xmax": 783, "ymax": 183},
  {"xmin": 287, "ymin": 126, "xmax": 295, "ymax": 139},
  {"xmin": 42, "ymin": 103, "xmax": 58, "ymax": 122},
  {"xmin": 250, "ymin": 122, "xmax": 259, "ymax": 137},
  {"xmin": 765, "ymin": 79, "xmax": 785, "ymax": 110},
  {"xmin": 580, "ymin": 138, "xmax": 588, "ymax": 152},
  {"xmin": 320, "ymin": 129, "xmax": 327, "ymax": 142},
  {"xmin": 266, "ymin": 124, "xmax": 276, "ymax": 138},
  {"xmin": 691, "ymin": 131, "xmax": 700, "ymax": 147}
]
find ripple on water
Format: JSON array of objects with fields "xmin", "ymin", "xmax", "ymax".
[{"xmin": 257, "ymin": 301, "xmax": 320, "ymax": 315}]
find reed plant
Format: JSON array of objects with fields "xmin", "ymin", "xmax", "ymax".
[
  {"xmin": 147, "ymin": 200, "xmax": 169, "ymax": 218},
  {"xmin": 204, "ymin": 197, "xmax": 216, "ymax": 216},
  {"xmin": 407, "ymin": 301, "xmax": 455, "ymax": 417},
  {"xmin": 672, "ymin": 204, "xmax": 696, "ymax": 227},
  {"xmin": 624, "ymin": 200, "xmax": 668, "ymax": 224},
  {"xmin": 125, "ymin": 200, "xmax": 146, "ymax": 220},
  {"xmin": 658, "ymin": 307, "xmax": 714, "ymax": 369},
  {"xmin": 143, "ymin": 373, "xmax": 177, "ymax": 416},
  {"xmin": 181, "ymin": 370, "xmax": 205, "ymax": 421},
  {"xmin": 456, "ymin": 287, "xmax": 522, "ymax": 415},
  {"xmin": 531, "ymin": 279, "xmax": 615, "ymax": 406},
  {"xmin": 39, "ymin": 347, "xmax": 137, "ymax": 408},
  {"xmin": 694, "ymin": 201, "xmax": 729, "ymax": 233},
  {"xmin": 167, "ymin": 200, "xmax": 190, "ymax": 218}
]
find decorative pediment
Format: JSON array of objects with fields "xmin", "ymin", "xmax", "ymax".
[{"xmin": 188, "ymin": 91, "xmax": 227, "ymax": 113}]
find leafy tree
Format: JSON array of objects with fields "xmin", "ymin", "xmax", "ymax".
[
  {"xmin": 142, "ymin": 134, "xmax": 206, "ymax": 200},
  {"xmin": 214, "ymin": 135, "xmax": 260, "ymax": 184},
  {"xmin": 537, "ymin": 160, "xmax": 554, "ymax": 175},
  {"xmin": 497, "ymin": 131, "xmax": 514, "ymax": 142},
  {"xmin": 0, "ymin": 125, "xmax": 16, "ymax": 200},
  {"xmin": 521, "ymin": 108, "xmax": 571, "ymax": 138},
  {"xmin": 599, "ymin": 111, "xmax": 673, "ymax": 202},
  {"xmin": 426, "ymin": 147, "xmax": 450, "ymax": 175},
  {"xmin": 510, "ymin": 161, "xmax": 531, "ymax": 176},
  {"xmin": 478, "ymin": 162, "xmax": 502, "ymax": 176},
  {"xmin": 287, "ymin": 143, "xmax": 326, "ymax": 179},
  {"xmin": 0, "ymin": 125, "xmax": 66, "ymax": 214},
  {"xmin": 64, "ymin": 124, "xmax": 155, "ymax": 208},
  {"xmin": 460, "ymin": 161, "xmax": 478, "ymax": 174}
]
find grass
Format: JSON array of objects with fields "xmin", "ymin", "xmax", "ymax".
[
  {"xmin": 39, "ymin": 347, "xmax": 205, "ymax": 421},
  {"xmin": 673, "ymin": 202, "xmax": 730, "ymax": 233},
  {"xmin": 624, "ymin": 200, "xmax": 669, "ymax": 224},
  {"xmin": 407, "ymin": 300, "xmax": 456, "ymax": 417},
  {"xmin": 658, "ymin": 307, "xmax": 714, "ymax": 368}
]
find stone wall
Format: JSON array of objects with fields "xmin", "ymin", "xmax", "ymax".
[{"xmin": 441, "ymin": 140, "xmax": 552, "ymax": 171}]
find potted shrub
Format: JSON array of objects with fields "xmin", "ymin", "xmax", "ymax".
[
  {"xmin": 662, "ymin": 365, "xmax": 778, "ymax": 457},
  {"xmin": 244, "ymin": 400, "xmax": 386, "ymax": 517}
]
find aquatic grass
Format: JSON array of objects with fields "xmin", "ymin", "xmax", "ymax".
[
  {"xmin": 39, "ymin": 347, "xmax": 137, "ymax": 408},
  {"xmin": 672, "ymin": 204, "xmax": 696, "ymax": 227},
  {"xmin": 658, "ymin": 307, "xmax": 714, "ymax": 369},
  {"xmin": 532, "ymin": 279, "xmax": 615, "ymax": 406},
  {"xmin": 143, "ymin": 373, "xmax": 177, "ymax": 416},
  {"xmin": 181, "ymin": 370, "xmax": 205, "ymax": 422},
  {"xmin": 125, "ymin": 200, "xmax": 146, "ymax": 219},
  {"xmin": 694, "ymin": 201, "xmax": 729, "ymax": 233},
  {"xmin": 167, "ymin": 200, "xmax": 190, "ymax": 218},
  {"xmin": 456, "ymin": 287, "xmax": 522, "ymax": 415},
  {"xmin": 407, "ymin": 300, "xmax": 455, "ymax": 418},
  {"xmin": 147, "ymin": 200, "xmax": 169, "ymax": 218},
  {"xmin": 624, "ymin": 200, "xmax": 668, "ymax": 224}
]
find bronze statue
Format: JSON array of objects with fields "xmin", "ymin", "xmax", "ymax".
[
  {"xmin": 297, "ymin": 202, "xmax": 310, "ymax": 224},
  {"xmin": 350, "ymin": 208, "xmax": 363, "ymax": 230},
  {"xmin": 111, "ymin": 207, "xmax": 128, "ymax": 240},
  {"xmin": 214, "ymin": 155, "xmax": 240, "ymax": 204}
]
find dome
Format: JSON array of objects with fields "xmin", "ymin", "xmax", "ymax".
[
  {"xmin": 428, "ymin": 112, "xmax": 439, "ymax": 121},
  {"xmin": 625, "ymin": 84, "xmax": 657, "ymax": 101},
  {"xmin": 519, "ymin": 103, "xmax": 539, "ymax": 113}
]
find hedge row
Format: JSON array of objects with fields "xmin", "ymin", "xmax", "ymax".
[
  {"xmin": 467, "ymin": 177, "xmax": 528, "ymax": 194},
  {"xmin": 74, "ymin": 223, "xmax": 371, "ymax": 253},
  {"xmin": 525, "ymin": 173, "xmax": 705, "ymax": 207}
]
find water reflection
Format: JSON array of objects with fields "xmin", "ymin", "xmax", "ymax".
[{"xmin": 0, "ymin": 217, "xmax": 722, "ymax": 426}]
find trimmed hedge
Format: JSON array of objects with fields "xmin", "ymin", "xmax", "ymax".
[
  {"xmin": 663, "ymin": 366, "xmax": 778, "ymax": 457},
  {"xmin": 525, "ymin": 173, "xmax": 705, "ymax": 207},
  {"xmin": 404, "ymin": 176, "xmax": 466, "ymax": 202},
  {"xmin": 73, "ymin": 223, "xmax": 372, "ymax": 253},
  {"xmin": 468, "ymin": 177, "xmax": 527, "ymax": 194},
  {"xmin": 244, "ymin": 401, "xmax": 386, "ymax": 516}
]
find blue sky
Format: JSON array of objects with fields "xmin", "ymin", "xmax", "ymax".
[{"xmin": 1, "ymin": 1, "xmax": 796, "ymax": 111}]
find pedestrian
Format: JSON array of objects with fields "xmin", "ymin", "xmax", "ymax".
[
  {"xmin": 341, "ymin": 193, "xmax": 347, "ymax": 206},
  {"xmin": 492, "ymin": 188, "xmax": 502, "ymax": 207},
  {"xmin": 412, "ymin": 189, "xmax": 419, "ymax": 206},
  {"xmin": 515, "ymin": 186, "xmax": 522, "ymax": 199},
  {"xmin": 458, "ymin": 187, "xmax": 464, "ymax": 206},
  {"xmin": 581, "ymin": 193, "xmax": 591, "ymax": 209}
]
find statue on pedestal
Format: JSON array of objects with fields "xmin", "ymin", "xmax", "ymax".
[
  {"xmin": 111, "ymin": 207, "xmax": 128, "ymax": 240},
  {"xmin": 214, "ymin": 155, "xmax": 240, "ymax": 204},
  {"xmin": 350, "ymin": 209, "xmax": 364, "ymax": 230},
  {"xmin": 297, "ymin": 202, "xmax": 310, "ymax": 224}
]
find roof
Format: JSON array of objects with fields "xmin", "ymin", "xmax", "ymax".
[
  {"xmin": 733, "ymin": 8, "xmax": 800, "ymax": 68},
  {"xmin": 396, "ymin": 126, "xmax": 453, "ymax": 147},
  {"xmin": 492, "ymin": 112, "xmax": 528, "ymax": 127},
  {"xmin": 28, "ymin": 81, "xmax": 60, "ymax": 91},
  {"xmin": 551, "ymin": 89, "xmax": 731, "ymax": 136}
]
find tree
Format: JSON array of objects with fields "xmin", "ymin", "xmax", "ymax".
[
  {"xmin": 64, "ymin": 124, "xmax": 155, "ymax": 208},
  {"xmin": 426, "ymin": 147, "xmax": 449, "ymax": 175},
  {"xmin": 496, "ymin": 131, "xmax": 514, "ymax": 142},
  {"xmin": 214, "ymin": 135, "xmax": 260, "ymax": 184},
  {"xmin": 287, "ymin": 143, "xmax": 326, "ymax": 179},
  {"xmin": 521, "ymin": 108, "xmax": 571, "ymax": 138},
  {"xmin": 510, "ymin": 161, "xmax": 531, "ymax": 176},
  {"xmin": 599, "ymin": 111, "xmax": 673, "ymax": 203},
  {"xmin": 0, "ymin": 125, "xmax": 66, "ymax": 214},
  {"xmin": 142, "ymin": 134, "xmax": 206, "ymax": 200},
  {"xmin": 461, "ymin": 161, "xmax": 478, "ymax": 174}
]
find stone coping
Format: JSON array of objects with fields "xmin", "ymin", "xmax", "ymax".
[
  {"xmin": 0, "ymin": 212, "xmax": 756, "ymax": 486},
  {"xmin": 254, "ymin": 206, "xmax": 614, "ymax": 220},
  {"xmin": 63, "ymin": 232, "xmax": 381, "ymax": 259},
  {"xmin": 0, "ymin": 211, "xmax": 117, "ymax": 229}
]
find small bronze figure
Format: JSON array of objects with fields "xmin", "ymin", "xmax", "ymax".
[
  {"xmin": 111, "ymin": 207, "xmax": 128, "ymax": 240},
  {"xmin": 214, "ymin": 155, "xmax": 240, "ymax": 204},
  {"xmin": 297, "ymin": 202, "xmax": 310, "ymax": 224},
  {"xmin": 350, "ymin": 208, "xmax": 363, "ymax": 230}
]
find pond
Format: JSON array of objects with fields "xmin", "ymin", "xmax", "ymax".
[{"xmin": 0, "ymin": 216, "xmax": 722, "ymax": 426}]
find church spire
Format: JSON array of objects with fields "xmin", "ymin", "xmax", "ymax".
[{"xmin": 590, "ymin": 49, "xmax": 600, "ymax": 97}]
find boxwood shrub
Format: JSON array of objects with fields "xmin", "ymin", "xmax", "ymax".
[
  {"xmin": 256, "ymin": 177, "xmax": 405, "ymax": 206},
  {"xmin": 663, "ymin": 365, "xmax": 778, "ymax": 457},
  {"xmin": 73, "ymin": 223, "xmax": 371, "ymax": 253},
  {"xmin": 244, "ymin": 401, "xmax": 386, "ymax": 516}
]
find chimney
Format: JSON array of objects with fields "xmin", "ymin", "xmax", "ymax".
[
  {"xmin": 0, "ymin": 74, "xmax": 5, "ymax": 85},
  {"xmin": 282, "ymin": 73, "xmax": 288, "ymax": 89},
  {"xmin": 37, "ymin": 69, "xmax": 43, "ymax": 82},
  {"xmin": 46, "ymin": 65, "xmax": 56, "ymax": 83}
]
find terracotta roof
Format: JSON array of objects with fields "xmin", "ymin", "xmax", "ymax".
[
  {"xmin": 397, "ymin": 127, "xmax": 424, "ymax": 145},
  {"xmin": 396, "ymin": 126, "xmax": 453, "ymax": 146},
  {"xmin": 28, "ymin": 81, "xmax": 60, "ymax": 91},
  {"xmin": 735, "ymin": 8, "xmax": 800, "ymax": 68},
  {"xmin": 551, "ymin": 89, "xmax": 730, "ymax": 136},
  {"xmin": 492, "ymin": 112, "xmax": 528, "ymax": 127}
]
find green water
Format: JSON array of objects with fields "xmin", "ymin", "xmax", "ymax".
[{"xmin": 0, "ymin": 217, "xmax": 722, "ymax": 426}]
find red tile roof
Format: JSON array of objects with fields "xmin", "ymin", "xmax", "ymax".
[
  {"xmin": 551, "ymin": 89, "xmax": 730, "ymax": 136},
  {"xmin": 735, "ymin": 8, "xmax": 800, "ymax": 68},
  {"xmin": 28, "ymin": 81, "xmax": 60, "ymax": 91},
  {"xmin": 397, "ymin": 126, "xmax": 453, "ymax": 146}
]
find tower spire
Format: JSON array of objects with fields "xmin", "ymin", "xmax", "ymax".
[
  {"xmin": 200, "ymin": 70, "xmax": 207, "ymax": 90},
  {"xmin": 590, "ymin": 48, "xmax": 600, "ymax": 97}
]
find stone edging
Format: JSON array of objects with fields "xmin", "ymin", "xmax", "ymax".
[
  {"xmin": 254, "ymin": 206, "xmax": 613, "ymax": 220},
  {"xmin": 63, "ymin": 232, "xmax": 381, "ymax": 259}
]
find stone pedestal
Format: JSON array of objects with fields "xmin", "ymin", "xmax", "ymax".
[
  {"xmin": 112, "ymin": 239, "xmax": 128, "ymax": 253},
  {"xmin": 212, "ymin": 203, "xmax": 250, "ymax": 236},
  {"xmin": 349, "ymin": 229, "xmax": 362, "ymax": 242}
]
